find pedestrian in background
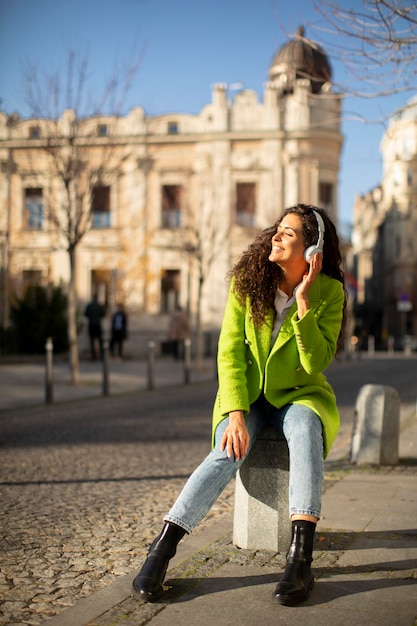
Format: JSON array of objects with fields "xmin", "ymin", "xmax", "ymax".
[
  {"xmin": 132, "ymin": 204, "xmax": 347, "ymax": 607},
  {"xmin": 110, "ymin": 303, "xmax": 128, "ymax": 360},
  {"xmin": 84, "ymin": 294, "xmax": 105, "ymax": 360},
  {"xmin": 168, "ymin": 306, "xmax": 190, "ymax": 360}
]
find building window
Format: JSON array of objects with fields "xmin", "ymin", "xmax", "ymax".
[
  {"xmin": 24, "ymin": 188, "xmax": 43, "ymax": 230},
  {"xmin": 161, "ymin": 269, "xmax": 180, "ymax": 313},
  {"xmin": 167, "ymin": 121, "xmax": 179, "ymax": 135},
  {"xmin": 161, "ymin": 185, "xmax": 182, "ymax": 228},
  {"xmin": 92, "ymin": 186, "xmax": 111, "ymax": 228},
  {"xmin": 403, "ymin": 136, "xmax": 413, "ymax": 159},
  {"xmin": 97, "ymin": 124, "xmax": 108, "ymax": 137},
  {"xmin": 319, "ymin": 182, "xmax": 333, "ymax": 208},
  {"xmin": 29, "ymin": 126, "xmax": 40, "ymax": 139},
  {"xmin": 236, "ymin": 182, "xmax": 256, "ymax": 227}
]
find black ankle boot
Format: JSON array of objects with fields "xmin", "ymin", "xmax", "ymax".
[
  {"xmin": 273, "ymin": 520, "xmax": 316, "ymax": 606},
  {"xmin": 132, "ymin": 522, "xmax": 187, "ymax": 601}
]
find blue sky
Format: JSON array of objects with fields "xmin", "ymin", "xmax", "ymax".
[{"xmin": 0, "ymin": 0, "xmax": 410, "ymax": 226}]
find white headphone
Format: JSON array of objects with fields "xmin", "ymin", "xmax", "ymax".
[{"xmin": 304, "ymin": 210, "xmax": 325, "ymax": 263}]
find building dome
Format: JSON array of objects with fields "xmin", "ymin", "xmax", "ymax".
[
  {"xmin": 269, "ymin": 26, "xmax": 332, "ymax": 94},
  {"xmin": 394, "ymin": 94, "xmax": 417, "ymax": 122}
]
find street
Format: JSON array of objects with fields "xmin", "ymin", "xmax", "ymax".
[
  {"xmin": 0, "ymin": 355, "xmax": 416, "ymax": 625},
  {"xmin": 326, "ymin": 355, "xmax": 417, "ymax": 407}
]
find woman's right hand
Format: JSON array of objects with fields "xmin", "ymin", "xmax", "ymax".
[{"xmin": 220, "ymin": 410, "xmax": 250, "ymax": 461}]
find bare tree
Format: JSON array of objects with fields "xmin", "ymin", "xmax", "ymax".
[
  {"xmin": 23, "ymin": 48, "xmax": 142, "ymax": 383},
  {"xmin": 182, "ymin": 163, "xmax": 231, "ymax": 366},
  {"xmin": 311, "ymin": 0, "xmax": 417, "ymax": 102}
]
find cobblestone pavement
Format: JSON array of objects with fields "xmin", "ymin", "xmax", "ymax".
[
  {"xmin": 0, "ymin": 381, "xmax": 235, "ymax": 626},
  {"xmin": 1, "ymin": 371, "xmax": 416, "ymax": 626}
]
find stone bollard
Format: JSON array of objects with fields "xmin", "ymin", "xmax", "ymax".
[
  {"xmin": 350, "ymin": 384, "xmax": 400, "ymax": 465},
  {"xmin": 45, "ymin": 337, "xmax": 53, "ymax": 404},
  {"xmin": 102, "ymin": 340, "xmax": 110, "ymax": 396},
  {"xmin": 233, "ymin": 427, "xmax": 291, "ymax": 553},
  {"xmin": 184, "ymin": 338, "xmax": 191, "ymax": 384},
  {"xmin": 388, "ymin": 335, "xmax": 395, "ymax": 354},
  {"xmin": 404, "ymin": 335, "xmax": 412, "ymax": 356},
  {"xmin": 147, "ymin": 340, "xmax": 155, "ymax": 390}
]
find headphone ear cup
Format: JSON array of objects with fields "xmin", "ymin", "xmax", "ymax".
[{"xmin": 304, "ymin": 245, "xmax": 317, "ymax": 263}]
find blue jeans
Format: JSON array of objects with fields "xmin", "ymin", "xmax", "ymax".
[{"xmin": 164, "ymin": 395, "xmax": 324, "ymax": 534}]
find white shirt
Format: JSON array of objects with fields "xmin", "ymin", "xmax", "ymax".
[{"xmin": 270, "ymin": 284, "xmax": 300, "ymax": 347}]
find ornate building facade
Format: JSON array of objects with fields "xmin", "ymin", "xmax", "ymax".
[
  {"xmin": 0, "ymin": 28, "xmax": 342, "ymax": 346},
  {"xmin": 351, "ymin": 95, "xmax": 417, "ymax": 348}
]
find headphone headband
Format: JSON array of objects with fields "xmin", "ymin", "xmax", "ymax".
[{"xmin": 304, "ymin": 210, "xmax": 325, "ymax": 263}]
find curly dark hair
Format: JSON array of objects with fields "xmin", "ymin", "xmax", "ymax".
[{"xmin": 229, "ymin": 204, "xmax": 348, "ymax": 354}]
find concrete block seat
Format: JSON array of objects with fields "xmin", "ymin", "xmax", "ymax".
[{"xmin": 233, "ymin": 427, "xmax": 291, "ymax": 552}]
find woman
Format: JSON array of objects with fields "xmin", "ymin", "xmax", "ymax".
[
  {"xmin": 110, "ymin": 303, "xmax": 128, "ymax": 359},
  {"xmin": 132, "ymin": 204, "xmax": 347, "ymax": 606}
]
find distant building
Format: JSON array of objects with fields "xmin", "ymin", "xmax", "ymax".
[
  {"xmin": 351, "ymin": 96, "xmax": 417, "ymax": 348},
  {"xmin": 0, "ymin": 27, "xmax": 342, "ymax": 345}
]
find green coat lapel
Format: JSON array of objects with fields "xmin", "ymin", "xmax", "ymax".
[
  {"xmin": 272, "ymin": 276, "xmax": 324, "ymax": 352},
  {"xmin": 247, "ymin": 307, "xmax": 274, "ymax": 366}
]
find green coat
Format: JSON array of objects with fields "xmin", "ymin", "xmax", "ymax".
[{"xmin": 212, "ymin": 273, "xmax": 344, "ymax": 458}]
